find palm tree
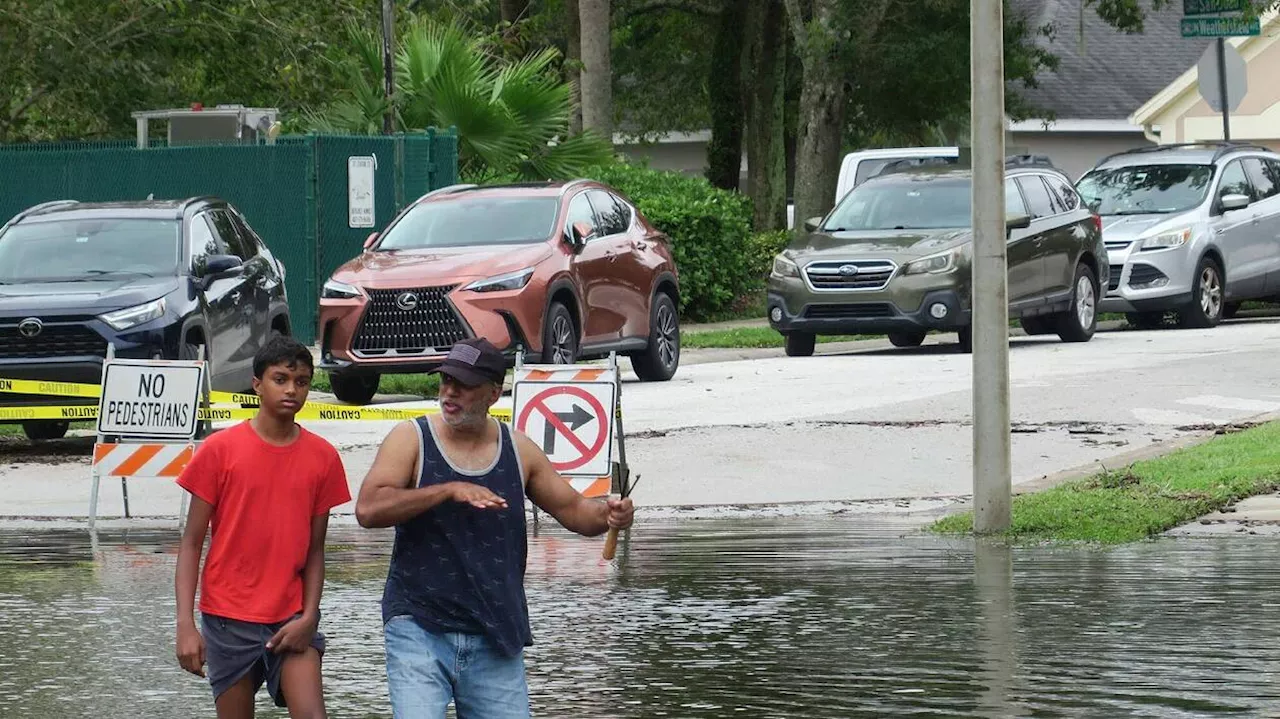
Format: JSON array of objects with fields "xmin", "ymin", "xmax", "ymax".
[{"xmin": 306, "ymin": 17, "xmax": 614, "ymax": 182}]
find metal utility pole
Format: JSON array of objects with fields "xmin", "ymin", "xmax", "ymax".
[
  {"xmin": 970, "ymin": 0, "xmax": 1011, "ymax": 533},
  {"xmin": 1217, "ymin": 37, "xmax": 1231, "ymax": 140},
  {"xmin": 382, "ymin": 0, "xmax": 395, "ymax": 135}
]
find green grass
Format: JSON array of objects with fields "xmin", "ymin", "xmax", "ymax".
[
  {"xmin": 682, "ymin": 327, "xmax": 873, "ymax": 349},
  {"xmin": 929, "ymin": 421, "xmax": 1280, "ymax": 544},
  {"xmin": 0, "ymin": 421, "xmax": 93, "ymax": 438},
  {"xmin": 311, "ymin": 370, "xmax": 441, "ymax": 399}
]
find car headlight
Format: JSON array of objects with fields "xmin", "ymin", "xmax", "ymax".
[
  {"xmin": 903, "ymin": 246, "xmax": 963, "ymax": 275},
  {"xmin": 321, "ymin": 279, "xmax": 362, "ymax": 299},
  {"xmin": 1139, "ymin": 227, "xmax": 1191, "ymax": 251},
  {"xmin": 771, "ymin": 255, "xmax": 800, "ymax": 278},
  {"xmin": 100, "ymin": 298, "xmax": 166, "ymax": 331},
  {"xmin": 464, "ymin": 268, "xmax": 534, "ymax": 293}
]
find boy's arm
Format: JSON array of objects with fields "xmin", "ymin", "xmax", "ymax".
[
  {"xmin": 175, "ymin": 495, "xmax": 213, "ymax": 676},
  {"xmin": 518, "ymin": 432, "xmax": 633, "ymax": 537},
  {"xmin": 355, "ymin": 421, "xmax": 507, "ymax": 528},
  {"xmin": 267, "ymin": 513, "xmax": 330, "ymax": 653}
]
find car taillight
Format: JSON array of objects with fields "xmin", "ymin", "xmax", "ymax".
[{"xmin": 1092, "ymin": 213, "xmax": 1103, "ymax": 233}]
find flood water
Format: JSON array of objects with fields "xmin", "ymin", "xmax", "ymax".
[{"xmin": 1, "ymin": 517, "xmax": 1279, "ymax": 717}]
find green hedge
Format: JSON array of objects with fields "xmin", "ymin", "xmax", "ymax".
[{"xmin": 584, "ymin": 162, "xmax": 755, "ymax": 320}]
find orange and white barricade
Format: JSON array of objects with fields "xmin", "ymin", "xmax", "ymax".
[{"xmin": 89, "ymin": 441, "xmax": 197, "ymax": 529}]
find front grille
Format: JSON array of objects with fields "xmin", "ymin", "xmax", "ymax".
[
  {"xmin": 1128, "ymin": 264, "xmax": 1168, "ymax": 288},
  {"xmin": 1108, "ymin": 265, "xmax": 1124, "ymax": 292},
  {"xmin": 804, "ymin": 260, "xmax": 896, "ymax": 291},
  {"xmin": 0, "ymin": 323, "xmax": 107, "ymax": 359},
  {"xmin": 1105, "ymin": 240, "xmax": 1132, "ymax": 251},
  {"xmin": 804, "ymin": 303, "xmax": 895, "ymax": 320},
  {"xmin": 352, "ymin": 286, "xmax": 468, "ymax": 356}
]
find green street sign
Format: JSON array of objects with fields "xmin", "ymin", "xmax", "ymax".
[
  {"xmin": 1181, "ymin": 15, "xmax": 1261, "ymax": 37},
  {"xmin": 1183, "ymin": 0, "xmax": 1249, "ymax": 15}
]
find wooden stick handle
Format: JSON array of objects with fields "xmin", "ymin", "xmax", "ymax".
[{"xmin": 602, "ymin": 526, "xmax": 620, "ymax": 560}]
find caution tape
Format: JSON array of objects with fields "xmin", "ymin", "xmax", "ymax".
[
  {"xmin": 0, "ymin": 404, "xmax": 513, "ymax": 423},
  {"xmin": 0, "ymin": 376, "xmax": 257, "ymax": 405}
]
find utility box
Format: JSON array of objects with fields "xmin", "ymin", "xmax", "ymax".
[{"xmin": 131, "ymin": 105, "xmax": 280, "ymax": 148}]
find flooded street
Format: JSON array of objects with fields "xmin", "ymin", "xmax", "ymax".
[{"xmin": 2, "ymin": 517, "xmax": 1280, "ymax": 717}]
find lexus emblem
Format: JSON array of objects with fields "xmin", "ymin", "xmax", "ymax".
[
  {"xmin": 18, "ymin": 317, "xmax": 43, "ymax": 338},
  {"xmin": 838, "ymin": 264, "xmax": 860, "ymax": 276},
  {"xmin": 395, "ymin": 292, "xmax": 419, "ymax": 311}
]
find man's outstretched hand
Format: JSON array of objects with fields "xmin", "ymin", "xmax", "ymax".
[{"xmin": 450, "ymin": 481, "xmax": 509, "ymax": 510}]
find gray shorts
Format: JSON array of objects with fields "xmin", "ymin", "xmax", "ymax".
[{"xmin": 200, "ymin": 612, "xmax": 326, "ymax": 708}]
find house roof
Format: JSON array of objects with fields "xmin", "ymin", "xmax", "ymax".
[{"xmin": 1008, "ymin": 0, "xmax": 1208, "ymax": 121}]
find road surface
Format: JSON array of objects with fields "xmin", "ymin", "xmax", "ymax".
[{"xmin": 3, "ymin": 316, "xmax": 1279, "ymax": 521}]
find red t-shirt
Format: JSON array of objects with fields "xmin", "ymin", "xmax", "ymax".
[{"xmin": 177, "ymin": 421, "xmax": 351, "ymax": 624}]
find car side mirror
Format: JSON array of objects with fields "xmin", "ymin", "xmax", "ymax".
[
  {"xmin": 1005, "ymin": 213, "xmax": 1032, "ymax": 233},
  {"xmin": 803, "ymin": 216, "xmax": 823, "ymax": 233},
  {"xmin": 201, "ymin": 254, "xmax": 242, "ymax": 287},
  {"xmin": 571, "ymin": 221, "xmax": 594, "ymax": 247},
  {"xmin": 363, "ymin": 231, "xmax": 379, "ymax": 250},
  {"xmin": 1220, "ymin": 193, "xmax": 1251, "ymax": 211}
]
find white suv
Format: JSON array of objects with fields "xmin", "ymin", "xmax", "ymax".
[{"xmin": 1075, "ymin": 142, "xmax": 1280, "ymax": 329}]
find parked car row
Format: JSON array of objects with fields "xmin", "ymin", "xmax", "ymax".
[
  {"xmin": 0, "ymin": 180, "xmax": 682, "ymax": 438},
  {"xmin": 768, "ymin": 141, "xmax": 1280, "ymax": 355}
]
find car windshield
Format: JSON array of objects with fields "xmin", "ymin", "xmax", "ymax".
[
  {"xmin": 1075, "ymin": 164, "xmax": 1213, "ymax": 215},
  {"xmin": 823, "ymin": 176, "xmax": 971, "ymax": 231},
  {"xmin": 0, "ymin": 217, "xmax": 180, "ymax": 284},
  {"xmin": 377, "ymin": 196, "xmax": 559, "ymax": 250}
]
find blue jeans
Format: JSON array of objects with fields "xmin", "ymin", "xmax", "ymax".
[{"xmin": 383, "ymin": 615, "xmax": 531, "ymax": 719}]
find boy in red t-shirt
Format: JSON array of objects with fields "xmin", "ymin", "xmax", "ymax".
[{"xmin": 175, "ymin": 335, "xmax": 351, "ymax": 718}]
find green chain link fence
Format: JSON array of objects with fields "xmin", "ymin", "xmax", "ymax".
[{"xmin": 0, "ymin": 130, "xmax": 460, "ymax": 345}]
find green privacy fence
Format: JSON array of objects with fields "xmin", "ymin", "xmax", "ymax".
[{"xmin": 0, "ymin": 129, "xmax": 460, "ymax": 344}]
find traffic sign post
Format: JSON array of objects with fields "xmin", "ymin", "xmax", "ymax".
[
  {"xmin": 1182, "ymin": 0, "xmax": 1256, "ymax": 141},
  {"xmin": 88, "ymin": 344, "xmax": 209, "ymax": 530},
  {"xmin": 511, "ymin": 352, "xmax": 635, "ymax": 559}
]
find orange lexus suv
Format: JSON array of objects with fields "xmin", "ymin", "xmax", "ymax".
[{"xmin": 317, "ymin": 180, "xmax": 681, "ymax": 403}]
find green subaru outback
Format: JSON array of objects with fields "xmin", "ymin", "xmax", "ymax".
[{"xmin": 767, "ymin": 156, "xmax": 1108, "ymax": 355}]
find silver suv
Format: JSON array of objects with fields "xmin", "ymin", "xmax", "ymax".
[{"xmin": 1075, "ymin": 142, "xmax": 1280, "ymax": 329}]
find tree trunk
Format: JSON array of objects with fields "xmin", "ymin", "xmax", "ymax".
[
  {"xmin": 565, "ymin": 0, "xmax": 583, "ymax": 134},
  {"xmin": 743, "ymin": 0, "xmax": 787, "ymax": 229},
  {"xmin": 500, "ymin": 0, "xmax": 529, "ymax": 25},
  {"xmin": 578, "ymin": 0, "xmax": 612, "ymax": 138},
  {"xmin": 785, "ymin": 0, "xmax": 850, "ymax": 232},
  {"xmin": 705, "ymin": 0, "xmax": 748, "ymax": 191}
]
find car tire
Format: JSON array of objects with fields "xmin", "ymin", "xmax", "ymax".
[
  {"xmin": 1178, "ymin": 256, "xmax": 1225, "ymax": 329},
  {"xmin": 330, "ymin": 372, "xmax": 379, "ymax": 405},
  {"xmin": 957, "ymin": 326, "xmax": 973, "ymax": 353},
  {"xmin": 1019, "ymin": 316, "xmax": 1055, "ymax": 335},
  {"xmin": 784, "ymin": 332, "xmax": 815, "ymax": 357},
  {"xmin": 22, "ymin": 420, "xmax": 69, "ymax": 441},
  {"xmin": 1055, "ymin": 263, "xmax": 1098, "ymax": 343},
  {"xmin": 887, "ymin": 330, "xmax": 927, "ymax": 348},
  {"xmin": 542, "ymin": 302, "xmax": 579, "ymax": 365},
  {"xmin": 1125, "ymin": 312, "xmax": 1166, "ymax": 330},
  {"xmin": 631, "ymin": 293, "xmax": 680, "ymax": 381},
  {"xmin": 1223, "ymin": 301, "xmax": 1241, "ymax": 320}
]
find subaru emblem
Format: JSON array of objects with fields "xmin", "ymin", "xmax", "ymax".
[
  {"xmin": 18, "ymin": 317, "xmax": 43, "ymax": 338},
  {"xmin": 395, "ymin": 292, "xmax": 419, "ymax": 311},
  {"xmin": 838, "ymin": 264, "xmax": 859, "ymax": 276}
]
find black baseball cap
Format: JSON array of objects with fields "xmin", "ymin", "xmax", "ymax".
[{"xmin": 433, "ymin": 338, "xmax": 506, "ymax": 386}]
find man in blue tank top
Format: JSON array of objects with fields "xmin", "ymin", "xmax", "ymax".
[{"xmin": 355, "ymin": 337, "xmax": 634, "ymax": 718}]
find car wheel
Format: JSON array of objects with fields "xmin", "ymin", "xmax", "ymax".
[
  {"xmin": 1055, "ymin": 262, "xmax": 1098, "ymax": 343},
  {"xmin": 887, "ymin": 330, "xmax": 926, "ymax": 348},
  {"xmin": 1178, "ymin": 257, "xmax": 1224, "ymax": 329},
  {"xmin": 1223, "ymin": 302, "xmax": 1241, "ymax": 320},
  {"xmin": 957, "ymin": 326, "xmax": 973, "ymax": 353},
  {"xmin": 22, "ymin": 420, "xmax": 69, "ymax": 441},
  {"xmin": 1125, "ymin": 312, "xmax": 1166, "ymax": 330},
  {"xmin": 330, "ymin": 372, "xmax": 379, "ymax": 405},
  {"xmin": 784, "ymin": 332, "xmax": 815, "ymax": 357},
  {"xmin": 542, "ymin": 302, "xmax": 579, "ymax": 365},
  {"xmin": 1019, "ymin": 316, "xmax": 1055, "ymax": 335},
  {"xmin": 631, "ymin": 293, "xmax": 680, "ymax": 381}
]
